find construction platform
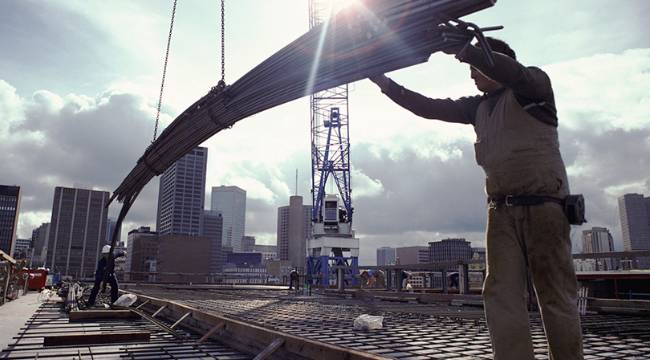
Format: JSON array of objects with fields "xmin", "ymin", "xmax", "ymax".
[{"xmin": 1, "ymin": 285, "xmax": 650, "ymax": 359}]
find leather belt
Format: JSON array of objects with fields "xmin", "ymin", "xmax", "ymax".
[{"xmin": 487, "ymin": 195, "xmax": 564, "ymax": 208}]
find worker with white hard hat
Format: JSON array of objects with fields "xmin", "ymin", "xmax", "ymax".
[{"xmin": 87, "ymin": 245, "xmax": 126, "ymax": 306}]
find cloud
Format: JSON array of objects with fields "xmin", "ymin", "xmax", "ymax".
[
  {"xmin": 0, "ymin": 80, "xmax": 160, "ymax": 239},
  {"xmin": 546, "ymin": 49, "xmax": 650, "ymax": 132},
  {"xmin": 3, "ymin": 46, "xmax": 649, "ymax": 265}
]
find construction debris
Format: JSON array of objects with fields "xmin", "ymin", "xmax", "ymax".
[
  {"xmin": 113, "ymin": 292, "xmax": 138, "ymax": 307},
  {"xmin": 353, "ymin": 314, "xmax": 384, "ymax": 331}
]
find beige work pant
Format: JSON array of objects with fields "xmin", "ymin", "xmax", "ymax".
[{"xmin": 483, "ymin": 202, "xmax": 583, "ymax": 360}]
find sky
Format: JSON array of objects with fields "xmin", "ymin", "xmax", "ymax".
[{"xmin": 1, "ymin": 0, "xmax": 649, "ymax": 265}]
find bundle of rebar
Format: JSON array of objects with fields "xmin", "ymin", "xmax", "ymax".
[{"xmin": 107, "ymin": 0, "xmax": 497, "ymax": 246}]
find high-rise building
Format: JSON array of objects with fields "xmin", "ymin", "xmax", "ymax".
[
  {"xmin": 157, "ymin": 147, "xmax": 208, "ymax": 236},
  {"xmin": 200, "ymin": 210, "xmax": 223, "ymax": 273},
  {"xmin": 582, "ymin": 227, "xmax": 616, "ymax": 270},
  {"xmin": 277, "ymin": 196, "xmax": 312, "ymax": 270},
  {"xmin": 31, "ymin": 222, "xmax": 50, "ymax": 266},
  {"xmin": 157, "ymin": 234, "xmax": 211, "ymax": 282},
  {"xmin": 46, "ymin": 186, "xmax": 109, "ymax": 278},
  {"xmin": 252, "ymin": 244, "xmax": 278, "ymax": 263},
  {"xmin": 125, "ymin": 226, "xmax": 158, "ymax": 281},
  {"xmin": 241, "ymin": 235, "xmax": 256, "ymax": 252},
  {"xmin": 13, "ymin": 238, "xmax": 31, "ymax": 259},
  {"xmin": 429, "ymin": 238, "xmax": 473, "ymax": 269},
  {"xmin": 211, "ymin": 186, "xmax": 246, "ymax": 251},
  {"xmin": 376, "ymin": 246, "xmax": 396, "ymax": 266},
  {"xmin": 619, "ymin": 193, "xmax": 650, "ymax": 269},
  {"xmin": 0, "ymin": 185, "xmax": 21, "ymax": 256},
  {"xmin": 395, "ymin": 246, "xmax": 430, "ymax": 265}
]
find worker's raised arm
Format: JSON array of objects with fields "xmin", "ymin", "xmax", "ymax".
[
  {"xmin": 370, "ymin": 75, "xmax": 480, "ymax": 125},
  {"xmin": 456, "ymin": 45, "xmax": 552, "ymax": 101}
]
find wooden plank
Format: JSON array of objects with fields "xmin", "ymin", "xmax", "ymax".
[
  {"xmin": 198, "ymin": 322, "xmax": 224, "ymax": 343},
  {"xmin": 253, "ymin": 338, "xmax": 284, "ymax": 360},
  {"xmin": 170, "ymin": 311, "xmax": 191, "ymax": 329},
  {"xmin": 152, "ymin": 304, "xmax": 167, "ymax": 318},
  {"xmin": 69, "ymin": 310, "xmax": 138, "ymax": 322},
  {"xmin": 44, "ymin": 331, "xmax": 150, "ymax": 346},
  {"xmin": 136, "ymin": 299, "xmax": 150, "ymax": 309}
]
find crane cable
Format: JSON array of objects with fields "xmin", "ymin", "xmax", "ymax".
[
  {"xmin": 218, "ymin": 0, "xmax": 226, "ymax": 88},
  {"xmin": 153, "ymin": 0, "xmax": 225, "ymax": 142},
  {"xmin": 152, "ymin": 0, "xmax": 178, "ymax": 143}
]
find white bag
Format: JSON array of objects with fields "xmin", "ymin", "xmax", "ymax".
[
  {"xmin": 113, "ymin": 293, "xmax": 138, "ymax": 307},
  {"xmin": 353, "ymin": 314, "xmax": 384, "ymax": 331}
]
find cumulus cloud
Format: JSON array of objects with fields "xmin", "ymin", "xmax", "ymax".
[
  {"xmin": 2, "ymin": 46, "xmax": 649, "ymax": 264},
  {"xmin": 0, "ymin": 80, "xmax": 161, "ymax": 238},
  {"xmin": 546, "ymin": 49, "xmax": 650, "ymax": 132}
]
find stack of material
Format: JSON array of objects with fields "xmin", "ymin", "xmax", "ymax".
[{"xmin": 109, "ymin": 0, "xmax": 496, "ymax": 226}]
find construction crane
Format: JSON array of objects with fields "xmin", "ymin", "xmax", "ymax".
[{"xmin": 306, "ymin": 0, "xmax": 359, "ymax": 288}]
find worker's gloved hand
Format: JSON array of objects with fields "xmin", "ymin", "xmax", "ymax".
[
  {"xmin": 437, "ymin": 24, "xmax": 473, "ymax": 55},
  {"xmin": 369, "ymin": 74, "xmax": 390, "ymax": 91}
]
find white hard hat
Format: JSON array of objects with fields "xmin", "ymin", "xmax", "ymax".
[{"xmin": 102, "ymin": 245, "xmax": 111, "ymax": 254}]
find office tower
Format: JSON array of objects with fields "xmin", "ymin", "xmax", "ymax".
[
  {"xmin": 376, "ymin": 246, "xmax": 396, "ymax": 266},
  {"xmin": 252, "ymin": 244, "xmax": 278, "ymax": 263},
  {"xmin": 13, "ymin": 238, "xmax": 31, "ymax": 259},
  {"xmin": 125, "ymin": 226, "xmax": 158, "ymax": 282},
  {"xmin": 429, "ymin": 238, "xmax": 473, "ymax": 269},
  {"xmin": 619, "ymin": 193, "xmax": 650, "ymax": 251},
  {"xmin": 395, "ymin": 246, "xmax": 430, "ymax": 265},
  {"xmin": 582, "ymin": 227, "xmax": 616, "ymax": 270},
  {"xmin": 619, "ymin": 193, "xmax": 650, "ymax": 269},
  {"xmin": 46, "ymin": 186, "xmax": 109, "ymax": 278},
  {"xmin": 157, "ymin": 147, "xmax": 208, "ymax": 236},
  {"xmin": 31, "ymin": 222, "xmax": 50, "ymax": 266},
  {"xmin": 201, "ymin": 210, "xmax": 224, "ymax": 273},
  {"xmin": 242, "ymin": 235, "xmax": 256, "ymax": 252},
  {"xmin": 0, "ymin": 185, "xmax": 21, "ymax": 256},
  {"xmin": 157, "ymin": 234, "xmax": 211, "ymax": 282},
  {"xmin": 211, "ymin": 186, "xmax": 246, "ymax": 251},
  {"xmin": 277, "ymin": 195, "xmax": 312, "ymax": 270}
]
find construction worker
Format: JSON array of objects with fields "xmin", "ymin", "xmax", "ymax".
[
  {"xmin": 87, "ymin": 245, "xmax": 126, "ymax": 306},
  {"xmin": 370, "ymin": 37, "xmax": 582, "ymax": 359},
  {"xmin": 288, "ymin": 268, "xmax": 299, "ymax": 290},
  {"xmin": 360, "ymin": 270, "xmax": 378, "ymax": 288}
]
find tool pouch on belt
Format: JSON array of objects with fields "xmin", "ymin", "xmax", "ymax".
[{"xmin": 564, "ymin": 194, "xmax": 586, "ymax": 225}]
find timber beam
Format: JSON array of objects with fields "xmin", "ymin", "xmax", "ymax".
[{"xmin": 130, "ymin": 292, "xmax": 389, "ymax": 360}]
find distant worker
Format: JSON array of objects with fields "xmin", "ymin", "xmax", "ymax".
[
  {"xmin": 448, "ymin": 272, "xmax": 460, "ymax": 290},
  {"xmin": 373, "ymin": 270, "xmax": 385, "ymax": 289},
  {"xmin": 87, "ymin": 245, "xmax": 126, "ymax": 306},
  {"xmin": 360, "ymin": 270, "xmax": 379, "ymax": 288},
  {"xmin": 400, "ymin": 270, "xmax": 411, "ymax": 290},
  {"xmin": 370, "ymin": 36, "xmax": 583, "ymax": 359},
  {"xmin": 288, "ymin": 268, "xmax": 299, "ymax": 290}
]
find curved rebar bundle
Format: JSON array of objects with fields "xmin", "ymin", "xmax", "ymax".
[{"xmin": 107, "ymin": 0, "xmax": 497, "ymax": 251}]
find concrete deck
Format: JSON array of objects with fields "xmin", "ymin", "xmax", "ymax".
[{"xmin": 0, "ymin": 291, "xmax": 42, "ymax": 353}]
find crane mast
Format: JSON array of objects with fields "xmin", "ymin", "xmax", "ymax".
[{"xmin": 306, "ymin": 0, "xmax": 359, "ymax": 288}]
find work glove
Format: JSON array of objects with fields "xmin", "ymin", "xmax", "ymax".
[{"xmin": 437, "ymin": 23, "xmax": 473, "ymax": 55}]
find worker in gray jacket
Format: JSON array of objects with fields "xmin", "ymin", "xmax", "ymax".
[{"xmin": 370, "ymin": 37, "xmax": 583, "ymax": 359}]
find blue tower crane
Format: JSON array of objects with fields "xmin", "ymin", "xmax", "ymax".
[{"xmin": 306, "ymin": 0, "xmax": 359, "ymax": 288}]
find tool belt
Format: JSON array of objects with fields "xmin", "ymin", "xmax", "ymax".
[{"xmin": 487, "ymin": 194, "xmax": 586, "ymax": 225}]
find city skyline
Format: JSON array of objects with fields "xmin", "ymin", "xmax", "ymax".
[
  {"xmin": 5, "ymin": 179, "xmax": 650, "ymax": 265},
  {"xmin": 2, "ymin": 0, "xmax": 649, "ymax": 266}
]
